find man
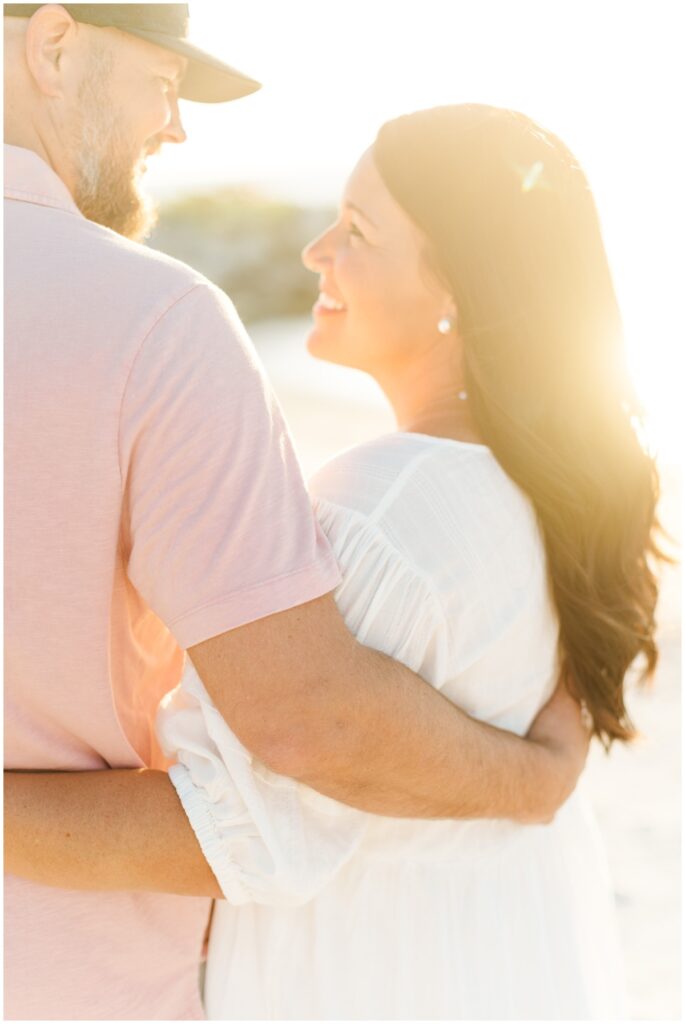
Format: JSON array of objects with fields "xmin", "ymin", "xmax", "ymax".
[{"xmin": 3, "ymin": 5, "xmax": 589, "ymax": 1020}]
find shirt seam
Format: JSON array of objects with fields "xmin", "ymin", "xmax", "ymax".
[
  {"xmin": 367, "ymin": 447, "xmax": 442, "ymax": 525},
  {"xmin": 4, "ymin": 187, "xmax": 80, "ymax": 214},
  {"xmin": 166, "ymin": 553, "xmax": 340, "ymax": 634},
  {"xmin": 116, "ymin": 282, "xmax": 208, "ymax": 491}
]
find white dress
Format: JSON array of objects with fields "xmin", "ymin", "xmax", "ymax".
[{"xmin": 157, "ymin": 433, "xmax": 626, "ymax": 1020}]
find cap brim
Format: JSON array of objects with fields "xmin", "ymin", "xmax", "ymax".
[{"xmin": 125, "ymin": 29, "xmax": 262, "ymax": 103}]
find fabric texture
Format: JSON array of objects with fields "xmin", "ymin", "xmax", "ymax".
[
  {"xmin": 158, "ymin": 432, "xmax": 627, "ymax": 1020},
  {"xmin": 4, "ymin": 144, "xmax": 340, "ymax": 1021}
]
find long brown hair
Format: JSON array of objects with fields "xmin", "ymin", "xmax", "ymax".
[{"xmin": 374, "ymin": 104, "xmax": 668, "ymax": 746}]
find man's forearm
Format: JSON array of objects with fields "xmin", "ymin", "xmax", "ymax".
[
  {"xmin": 188, "ymin": 599, "xmax": 582, "ymax": 826},
  {"xmin": 277, "ymin": 647, "xmax": 575, "ymax": 822},
  {"xmin": 4, "ymin": 768, "xmax": 222, "ymax": 898}
]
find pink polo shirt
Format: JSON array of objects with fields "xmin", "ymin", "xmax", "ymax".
[{"xmin": 4, "ymin": 144, "xmax": 341, "ymax": 1021}]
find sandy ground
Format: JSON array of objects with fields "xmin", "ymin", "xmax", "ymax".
[{"xmin": 255, "ymin": 318, "xmax": 682, "ymax": 1021}]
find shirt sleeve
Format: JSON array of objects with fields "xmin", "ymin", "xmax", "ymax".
[{"xmin": 118, "ymin": 282, "xmax": 341, "ymax": 648}]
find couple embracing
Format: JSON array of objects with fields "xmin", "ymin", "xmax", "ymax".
[{"xmin": 4, "ymin": 4, "xmax": 665, "ymax": 1021}]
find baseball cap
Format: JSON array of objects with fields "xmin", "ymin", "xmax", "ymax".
[{"xmin": 3, "ymin": 3, "xmax": 262, "ymax": 102}]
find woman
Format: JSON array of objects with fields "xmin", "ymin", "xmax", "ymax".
[{"xmin": 158, "ymin": 104, "xmax": 664, "ymax": 1019}]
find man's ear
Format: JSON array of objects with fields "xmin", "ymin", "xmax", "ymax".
[{"xmin": 24, "ymin": 4, "xmax": 77, "ymax": 98}]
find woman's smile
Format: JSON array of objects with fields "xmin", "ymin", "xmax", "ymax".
[{"xmin": 313, "ymin": 290, "xmax": 347, "ymax": 316}]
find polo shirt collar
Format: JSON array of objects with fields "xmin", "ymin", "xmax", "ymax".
[{"xmin": 4, "ymin": 143, "xmax": 82, "ymax": 217}]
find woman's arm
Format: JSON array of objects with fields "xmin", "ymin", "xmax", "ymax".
[{"xmin": 4, "ymin": 766, "xmax": 222, "ymax": 897}]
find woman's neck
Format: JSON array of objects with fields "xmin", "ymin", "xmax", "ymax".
[{"xmin": 374, "ymin": 357, "xmax": 483, "ymax": 445}]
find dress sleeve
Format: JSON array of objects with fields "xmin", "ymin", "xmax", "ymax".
[
  {"xmin": 157, "ymin": 662, "xmax": 368, "ymax": 907},
  {"xmin": 157, "ymin": 497, "xmax": 454, "ymax": 905},
  {"xmin": 312, "ymin": 496, "xmax": 453, "ymax": 684}
]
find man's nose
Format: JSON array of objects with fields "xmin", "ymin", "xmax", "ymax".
[{"xmin": 161, "ymin": 94, "xmax": 187, "ymax": 145}]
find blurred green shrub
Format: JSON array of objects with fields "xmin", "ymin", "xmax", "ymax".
[{"xmin": 148, "ymin": 188, "xmax": 335, "ymax": 324}]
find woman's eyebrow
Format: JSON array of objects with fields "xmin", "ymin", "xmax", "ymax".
[{"xmin": 343, "ymin": 201, "xmax": 378, "ymax": 229}]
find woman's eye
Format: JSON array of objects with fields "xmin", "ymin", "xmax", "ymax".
[{"xmin": 347, "ymin": 222, "xmax": 365, "ymax": 241}]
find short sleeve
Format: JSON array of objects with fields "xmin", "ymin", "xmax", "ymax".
[
  {"xmin": 311, "ymin": 440, "xmax": 543, "ymax": 683},
  {"xmin": 118, "ymin": 283, "xmax": 341, "ymax": 648}
]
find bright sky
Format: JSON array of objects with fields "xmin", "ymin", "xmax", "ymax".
[{"xmin": 145, "ymin": 0, "xmax": 684, "ymax": 462}]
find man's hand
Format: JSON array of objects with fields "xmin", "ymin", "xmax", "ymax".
[{"xmin": 524, "ymin": 674, "xmax": 592, "ymax": 823}]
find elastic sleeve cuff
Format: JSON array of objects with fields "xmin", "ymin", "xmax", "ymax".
[{"xmin": 168, "ymin": 762, "xmax": 251, "ymax": 904}]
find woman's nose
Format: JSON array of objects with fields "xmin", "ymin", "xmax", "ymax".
[{"xmin": 301, "ymin": 226, "xmax": 335, "ymax": 272}]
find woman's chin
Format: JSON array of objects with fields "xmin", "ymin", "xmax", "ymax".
[{"xmin": 306, "ymin": 325, "xmax": 348, "ymax": 366}]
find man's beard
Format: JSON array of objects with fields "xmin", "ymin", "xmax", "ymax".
[{"xmin": 71, "ymin": 63, "xmax": 159, "ymax": 241}]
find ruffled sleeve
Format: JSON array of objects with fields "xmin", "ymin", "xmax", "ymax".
[
  {"xmin": 157, "ymin": 661, "xmax": 368, "ymax": 907},
  {"xmin": 157, "ymin": 496, "xmax": 454, "ymax": 906},
  {"xmin": 312, "ymin": 496, "xmax": 452, "ymax": 685}
]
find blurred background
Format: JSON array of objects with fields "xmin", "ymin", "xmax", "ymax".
[{"xmin": 145, "ymin": 1, "xmax": 682, "ymax": 1017}]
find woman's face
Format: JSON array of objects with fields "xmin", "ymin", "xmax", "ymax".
[{"xmin": 302, "ymin": 148, "xmax": 454, "ymax": 376}]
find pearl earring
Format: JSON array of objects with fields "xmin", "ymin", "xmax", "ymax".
[
  {"xmin": 457, "ymin": 390, "xmax": 468, "ymax": 401},
  {"xmin": 437, "ymin": 316, "xmax": 454, "ymax": 335}
]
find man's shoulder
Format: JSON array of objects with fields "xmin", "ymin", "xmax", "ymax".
[
  {"xmin": 54, "ymin": 216, "xmax": 249, "ymax": 347},
  {"xmin": 8, "ymin": 202, "xmax": 247, "ymax": 365},
  {"xmin": 81, "ymin": 218, "xmax": 211, "ymax": 304}
]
